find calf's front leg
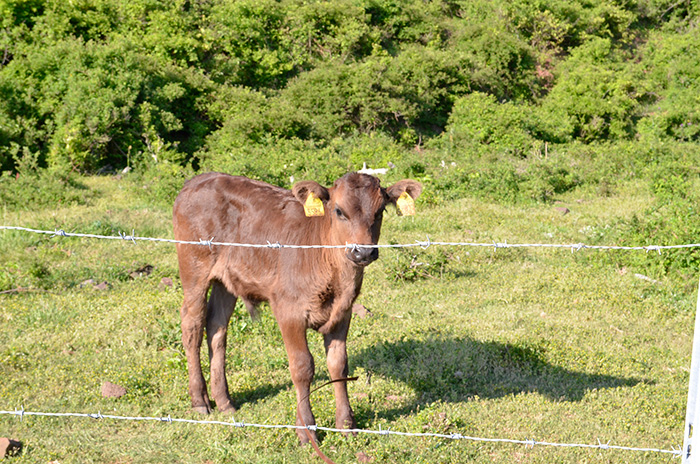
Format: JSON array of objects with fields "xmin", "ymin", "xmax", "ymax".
[
  {"xmin": 324, "ymin": 312, "xmax": 356, "ymax": 431},
  {"xmin": 279, "ymin": 318, "xmax": 317, "ymax": 443}
]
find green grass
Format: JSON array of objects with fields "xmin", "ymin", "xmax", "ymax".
[{"xmin": 0, "ymin": 174, "xmax": 693, "ymax": 463}]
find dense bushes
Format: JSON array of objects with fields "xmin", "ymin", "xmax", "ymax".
[
  {"xmin": 1, "ymin": 0, "xmax": 699, "ymax": 226},
  {"xmin": 2, "ymin": 0, "xmax": 697, "ymax": 175},
  {"xmin": 636, "ymin": 27, "xmax": 700, "ymax": 143},
  {"xmin": 0, "ymin": 150, "xmax": 91, "ymax": 209},
  {"xmin": 0, "ymin": 35, "xmax": 212, "ymax": 172}
]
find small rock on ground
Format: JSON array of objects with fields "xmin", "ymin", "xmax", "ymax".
[
  {"xmin": 352, "ymin": 304, "xmax": 372, "ymax": 319},
  {"xmin": 101, "ymin": 381, "xmax": 127, "ymax": 398}
]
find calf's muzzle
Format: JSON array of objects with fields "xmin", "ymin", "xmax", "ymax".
[{"xmin": 347, "ymin": 246, "xmax": 379, "ymax": 266}]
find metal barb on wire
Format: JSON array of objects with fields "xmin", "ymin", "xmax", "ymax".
[
  {"xmin": 119, "ymin": 230, "xmax": 137, "ymax": 244},
  {"xmin": 417, "ymin": 235, "xmax": 432, "ymax": 249},
  {"xmin": 645, "ymin": 245, "xmax": 662, "ymax": 255},
  {"xmin": 571, "ymin": 243, "xmax": 585, "ymax": 253},
  {"xmin": 199, "ymin": 237, "xmax": 214, "ymax": 250},
  {"xmin": 493, "ymin": 240, "xmax": 508, "ymax": 252}
]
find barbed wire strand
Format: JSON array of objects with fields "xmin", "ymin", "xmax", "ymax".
[
  {"xmin": 0, "ymin": 408, "xmax": 681, "ymax": 456},
  {"xmin": 1, "ymin": 225, "xmax": 698, "ymax": 252}
]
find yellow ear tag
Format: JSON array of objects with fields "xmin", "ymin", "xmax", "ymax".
[
  {"xmin": 396, "ymin": 191, "xmax": 415, "ymax": 216},
  {"xmin": 304, "ymin": 192, "xmax": 325, "ymax": 217}
]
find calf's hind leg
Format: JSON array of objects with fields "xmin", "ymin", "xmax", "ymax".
[
  {"xmin": 180, "ymin": 283, "xmax": 211, "ymax": 414},
  {"xmin": 206, "ymin": 281, "xmax": 237, "ymax": 412}
]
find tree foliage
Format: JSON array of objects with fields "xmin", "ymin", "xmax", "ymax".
[{"xmin": 0, "ymin": 0, "xmax": 698, "ymax": 175}]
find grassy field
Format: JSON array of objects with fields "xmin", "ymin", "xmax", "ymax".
[{"xmin": 0, "ymin": 174, "xmax": 694, "ymax": 463}]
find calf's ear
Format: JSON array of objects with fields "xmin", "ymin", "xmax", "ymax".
[
  {"xmin": 292, "ymin": 181, "xmax": 330, "ymax": 217},
  {"xmin": 386, "ymin": 180, "xmax": 422, "ymax": 216},
  {"xmin": 292, "ymin": 181, "xmax": 330, "ymax": 203},
  {"xmin": 386, "ymin": 179, "xmax": 422, "ymax": 202}
]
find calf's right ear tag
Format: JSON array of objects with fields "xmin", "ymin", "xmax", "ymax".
[
  {"xmin": 396, "ymin": 191, "xmax": 415, "ymax": 216},
  {"xmin": 304, "ymin": 192, "xmax": 325, "ymax": 217}
]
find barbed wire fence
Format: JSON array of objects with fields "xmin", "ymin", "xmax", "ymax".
[
  {"xmin": 2, "ymin": 225, "xmax": 700, "ymax": 252},
  {"xmin": 0, "ymin": 407, "xmax": 682, "ymax": 457},
  {"xmin": 1, "ymin": 224, "xmax": 696, "ymax": 460}
]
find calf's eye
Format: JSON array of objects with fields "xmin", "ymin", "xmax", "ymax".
[{"xmin": 335, "ymin": 207, "xmax": 346, "ymax": 220}]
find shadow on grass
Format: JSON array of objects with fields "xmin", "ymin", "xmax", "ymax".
[
  {"xmin": 230, "ymin": 381, "xmax": 292, "ymax": 409},
  {"xmin": 351, "ymin": 334, "xmax": 648, "ymax": 423}
]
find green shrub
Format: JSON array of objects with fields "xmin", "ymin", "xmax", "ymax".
[
  {"xmin": 277, "ymin": 56, "xmax": 409, "ymax": 139},
  {"xmin": 0, "ymin": 37, "xmax": 212, "ymax": 172},
  {"xmin": 0, "ymin": 153, "xmax": 90, "ymax": 211},
  {"xmin": 282, "ymin": 0, "xmax": 378, "ymax": 65},
  {"xmin": 635, "ymin": 28, "xmax": 700, "ymax": 143},
  {"xmin": 200, "ymin": 132, "xmax": 405, "ymax": 188},
  {"xmin": 601, "ymin": 197, "xmax": 700, "ymax": 277},
  {"xmin": 518, "ymin": 159, "xmax": 581, "ymax": 203},
  {"xmin": 131, "ymin": 155, "xmax": 195, "ymax": 207},
  {"xmin": 505, "ymin": 0, "xmax": 637, "ymax": 51},
  {"xmin": 205, "ymin": 0, "xmax": 292, "ymax": 87},
  {"xmin": 450, "ymin": 2, "xmax": 538, "ymax": 100},
  {"xmin": 437, "ymin": 92, "xmax": 536, "ymax": 157},
  {"xmin": 382, "ymin": 45, "xmax": 470, "ymax": 136},
  {"xmin": 252, "ymin": 46, "xmax": 469, "ymax": 142},
  {"xmin": 205, "ymin": 86, "xmax": 306, "ymax": 143},
  {"xmin": 540, "ymin": 38, "xmax": 639, "ymax": 143}
]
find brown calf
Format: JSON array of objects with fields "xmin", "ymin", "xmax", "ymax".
[{"xmin": 173, "ymin": 172, "xmax": 421, "ymax": 442}]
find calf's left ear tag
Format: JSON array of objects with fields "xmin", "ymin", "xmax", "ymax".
[
  {"xmin": 396, "ymin": 192, "xmax": 415, "ymax": 216},
  {"xmin": 304, "ymin": 192, "xmax": 325, "ymax": 217}
]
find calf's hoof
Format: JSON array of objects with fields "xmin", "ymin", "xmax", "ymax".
[
  {"xmin": 217, "ymin": 401, "xmax": 236, "ymax": 414},
  {"xmin": 297, "ymin": 429, "xmax": 318, "ymax": 445},
  {"xmin": 192, "ymin": 405, "xmax": 211, "ymax": 415},
  {"xmin": 337, "ymin": 416, "xmax": 357, "ymax": 435}
]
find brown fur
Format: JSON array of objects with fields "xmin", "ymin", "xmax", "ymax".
[{"xmin": 173, "ymin": 172, "xmax": 421, "ymax": 443}]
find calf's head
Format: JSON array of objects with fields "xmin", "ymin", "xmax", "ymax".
[{"xmin": 292, "ymin": 173, "xmax": 422, "ymax": 266}]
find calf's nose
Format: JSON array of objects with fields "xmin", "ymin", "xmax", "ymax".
[{"xmin": 349, "ymin": 246, "xmax": 379, "ymax": 265}]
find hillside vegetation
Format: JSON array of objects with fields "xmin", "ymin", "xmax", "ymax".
[{"xmin": 2, "ymin": 0, "xmax": 700, "ymax": 278}]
